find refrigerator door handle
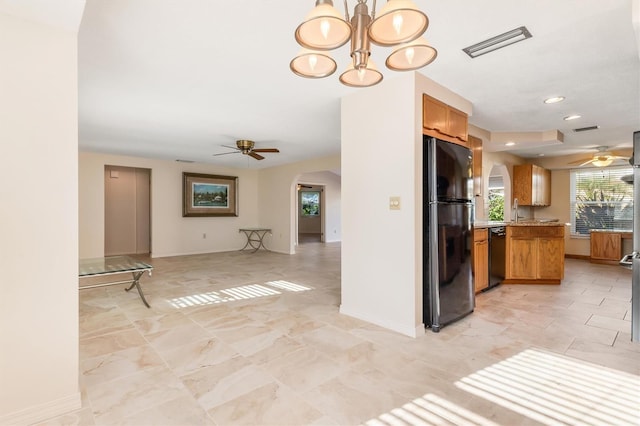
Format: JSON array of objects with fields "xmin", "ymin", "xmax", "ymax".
[{"xmin": 620, "ymin": 253, "xmax": 635, "ymax": 267}]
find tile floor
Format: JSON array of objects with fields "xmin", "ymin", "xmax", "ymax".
[{"xmin": 39, "ymin": 242, "xmax": 639, "ymax": 425}]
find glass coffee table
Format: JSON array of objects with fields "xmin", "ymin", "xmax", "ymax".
[{"xmin": 79, "ymin": 256, "xmax": 153, "ymax": 307}]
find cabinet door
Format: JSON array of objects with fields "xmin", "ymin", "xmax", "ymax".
[
  {"xmin": 540, "ymin": 167, "xmax": 551, "ymax": 206},
  {"xmin": 423, "ymin": 95, "xmax": 448, "ymax": 134},
  {"xmin": 512, "ymin": 165, "xmax": 533, "ymax": 205},
  {"xmin": 473, "ymin": 239, "xmax": 489, "ymax": 292},
  {"xmin": 590, "ymin": 232, "xmax": 622, "ymax": 261},
  {"xmin": 537, "ymin": 238, "xmax": 564, "ymax": 279},
  {"xmin": 448, "ymin": 107, "xmax": 468, "ymax": 142},
  {"xmin": 508, "ymin": 238, "xmax": 537, "ymax": 279},
  {"xmin": 532, "ymin": 165, "xmax": 551, "ymax": 206},
  {"xmin": 469, "ymin": 135, "xmax": 483, "ymax": 198}
]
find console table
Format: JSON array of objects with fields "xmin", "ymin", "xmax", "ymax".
[
  {"xmin": 239, "ymin": 228, "xmax": 271, "ymax": 253},
  {"xmin": 79, "ymin": 256, "xmax": 153, "ymax": 307}
]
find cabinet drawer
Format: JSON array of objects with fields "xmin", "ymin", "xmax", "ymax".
[
  {"xmin": 509, "ymin": 226, "xmax": 564, "ymax": 238},
  {"xmin": 474, "ymin": 228, "xmax": 488, "ymax": 242}
]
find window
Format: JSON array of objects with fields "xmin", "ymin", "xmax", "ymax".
[
  {"xmin": 488, "ymin": 175, "xmax": 505, "ymax": 221},
  {"xmin": 300, "ymin": 191, "xmax": 320, "ymax": 216},
  {"xmin": 570, "ymin": 167, "xmax": 633, "ymax": 236}
]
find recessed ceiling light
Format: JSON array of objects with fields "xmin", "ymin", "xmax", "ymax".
[
  {"xmin": 564, "ymin": 114, "xmax": 581, "ymax": 121},
  {"xmin": 544, "ymin": 96, "xmax": 565, "ymax": 104},
  {"xmin": 505, "ymin": 142, "xmax": 516, "ymax": 146}
]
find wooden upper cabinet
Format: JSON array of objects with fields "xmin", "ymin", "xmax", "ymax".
[
  {"xmin": 423, "ymin": 94, "xmax": 468, "ymax": 146},
  {"xmin": 447, "ymin": 108, "xmax": 469, "ymax": 142},
  {"xmin": 513, "ymin": 164, "xmax": 551, "ymax": 206},
  {"xmin": 469, "ymin": 135, "xmax": 482, "ymax": 197}
]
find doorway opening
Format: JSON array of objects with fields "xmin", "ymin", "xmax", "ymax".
[
  {"xmin": 297, "ymin": 184, "xmax": 324, "ymax": 244},
  {"xmin": 104, "ymin": 165, "xmax": 151, "ymax": 256}
]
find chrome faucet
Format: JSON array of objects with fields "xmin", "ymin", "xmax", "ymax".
[{"xmin": 513, "ymin": 198, "xmax": 519, "ymax": 223}]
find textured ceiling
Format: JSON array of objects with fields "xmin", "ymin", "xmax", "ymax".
[{"xmin": 14, "ymin": 0, "xmax": 640, "ymax": 168}]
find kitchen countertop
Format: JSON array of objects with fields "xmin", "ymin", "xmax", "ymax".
[
  {"xmin": 474, "ymin": 221, "xmax": 506, "ymax": 228},
  {"xmin": 508, "ymin": 221, "xmax": 567, "ymax": 227},
  {"xmin": 475, "ymin": 220, "xmax": 567, "ymax": 228}
]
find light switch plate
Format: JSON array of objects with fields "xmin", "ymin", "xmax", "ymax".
[{"xmin": 389, "ymin": 196, "xmax": 401, "ymax": 210}]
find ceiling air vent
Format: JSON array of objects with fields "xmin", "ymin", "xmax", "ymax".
[
  {"xmin": 572, "ymin": 125, "xmax": 600, "ymax": 132},
  {"xmin": 462, "ymin": 26, "xmax": 532, "ymax": 58}
]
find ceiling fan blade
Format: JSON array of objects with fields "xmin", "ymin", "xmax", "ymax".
[
  {"xmin": 248, "ymin": 152, "xmax": 264, "ymax": 160},
  {"xmin": 213, "ymin": 151, "xmax": 240, "ymax": 157},
  {"xmin": 578, "ymin": 159, "xmax": 596, "ymax": 167},
  {"xmin": 221, "ymin": 144, "xmax": 239, "ymax": 150},
  {"xmin": 568, "ymin": 157, "xmax": 591, "ymax": 165},
  {"xmin": 252, "ymin": 148, "xmax": 280, "ymax": 153}
]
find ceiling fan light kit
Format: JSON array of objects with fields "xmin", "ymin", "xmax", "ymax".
[
  {"xmin": 291, "ymin": 0, "xmax": 437, "ymax": 88},
  {"xmin": 591, "ymin": 157, "xmax": 613, "ymax": 167}
]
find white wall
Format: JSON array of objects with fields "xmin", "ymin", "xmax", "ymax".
[
  {"xmin": 0, "ymin": 13, "xmax": 81, "ymax": 424},
  {"xmin": 257, "ymin": 155, "xmax": 341, "ymax": 254},
  {"xmin": 79, "ymin": 152, "xmax": 260, "ymax": 258},
  {"xmin": 340, "ymin": 72, "xmax": 472, "ymax": 337},
  {"xmin": 80, "ymin": 152, "xmax": 340, "ymax": 258}
]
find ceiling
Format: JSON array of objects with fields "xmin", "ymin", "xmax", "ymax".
[{"xmin": 8, "ymin": 1, "xmax": 640, "ymax": 168}]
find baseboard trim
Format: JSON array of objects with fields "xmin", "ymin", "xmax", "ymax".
[
  {"xmin": 0, "ymin": 392, "xmax": 81, "ymax": 425},
  {"xmin": 339, "ymin": 304, "xmax": 424, "ymax": 338},
  {"xmin": 565, "ymin": 254, "xmax": 590, "ymax": 261}
]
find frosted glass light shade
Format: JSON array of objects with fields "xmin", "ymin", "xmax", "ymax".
[
  {"xmin": 592, "ymin": 157, "xmax": 613, "ymax": 167},
  {"xmin": 295, "ymin": 2, "xmax": 351, "ymax": 50},
  {"xmin": 290, "ymin": 49, "xmax": 337, "ymax": 78},
  {"xmin": 369, "ymin": 0, "xmax": 428, "ymax": 46},
  {"xmin": 339, "ymin": 59, "xmax": 383, "ymax": 87},
  {"xmin": 386, "ymin": 37, "xmax": 437, "ymax": 70}
]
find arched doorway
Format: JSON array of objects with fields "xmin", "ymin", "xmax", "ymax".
[{"xmin": 488, "ymin": 164, "xmax": 512, "ymax": 222}]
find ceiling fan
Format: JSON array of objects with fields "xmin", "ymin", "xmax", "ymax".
[
  {"xmin": 213, "ymin": 139, "xmax": 279, "ymax": 160},
  {"xmin": 568, "ymin": 146, "xmax": 629, "ymax": 167}
]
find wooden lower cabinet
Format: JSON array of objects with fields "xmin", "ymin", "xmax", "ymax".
[
  {"xmin": 508, "ymin": 238, "xmax": 536, "ymax": 279},
  {"xmin": 473, "ymin": 228, "xmax": 489, "ymax": 293},
  {"xmin": 504, "ymin": 225, "xmax": 565, "ymax": 284},
  {"xmin": 590, "ymin": 231, "xmax": 622, "ymax": 263},
  {"xmin": 537, "ymin": 238, "xmax": 565, "ymax": 279}
]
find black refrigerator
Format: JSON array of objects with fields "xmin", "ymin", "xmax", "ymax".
[{"xmin": 423, "ymin": 136, "xmax": 475, "ymax": 332}]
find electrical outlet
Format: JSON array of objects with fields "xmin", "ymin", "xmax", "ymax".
[
  {"xmin": 389, "ymin": 196, "xmax": 401, "ymax": 210},
  {"xmin": 203, "ymin": 233, "xmax": 206, "ymax": 239}
]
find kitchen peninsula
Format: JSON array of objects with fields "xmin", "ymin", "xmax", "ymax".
[{"xmin": 504, "ymin": 222, "xmax": 566, "ymax": 284}]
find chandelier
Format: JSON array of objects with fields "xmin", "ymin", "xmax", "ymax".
[{"xmin": 290, "ymin": 0, "xmax": 437, "ymax": 88}]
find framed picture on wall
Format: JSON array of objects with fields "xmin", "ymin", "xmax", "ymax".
[{"xmin": 182, "ymin": 172, "xmax": 238, "ymax": 217}]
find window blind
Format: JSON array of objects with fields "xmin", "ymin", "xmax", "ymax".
[{"xmin": 570, "ymin": 166, "xmax": 633, "ymax": 236}]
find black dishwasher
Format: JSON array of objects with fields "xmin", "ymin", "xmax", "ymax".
[{"xmin": 488, "ymin": 226, "xmax": 506, "ymax": 288}]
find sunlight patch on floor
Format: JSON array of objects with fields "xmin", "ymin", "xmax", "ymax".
[
  {"xmin": 168, "ymin": 281, "xmax": 312, "ymax": 308},
  {"xmin": 455, "ymin": 348, "xmax": 640, "ymax": 426},
  {"xmin": 365, "ymin": 393, "xmax": 499, "ymax": 426}
]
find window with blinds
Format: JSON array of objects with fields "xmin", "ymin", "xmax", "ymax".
[{"xmin": 570, "ymin": 166, "xmax": 634, "ymax": 236}]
